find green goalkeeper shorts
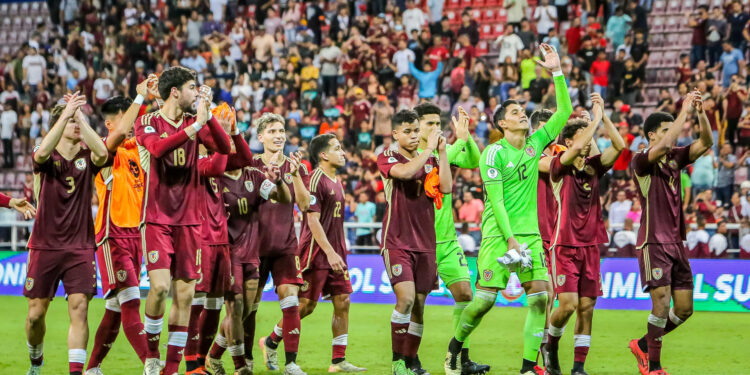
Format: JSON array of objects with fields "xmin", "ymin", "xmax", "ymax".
[
  {"xmin": 436, "ymin": 241, "xmax": 471, "ymax": 287},
  {"xmin": 476, "ymin": 234, "xmax": 548, "ymax": 290}
]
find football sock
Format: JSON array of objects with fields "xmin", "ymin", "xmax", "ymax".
[
  {"xmin": 523, "ymin": 291, "xmax": 548, "ymax": 362},
  {"xmin": 280, "ymin": 296, "xmax": 301, "ymax": 364},
  {"xmin": 228, "ymin": 344, "xmax": 246, "ymax": 370},
  {"xmin": 185, "ymin": 295, "xmax": 205, "ymax": 371},
  {"xmin": 198, "ymin": 297, "xmax": 223, "ymax": 357},
  {"xmin": 269, "ymin": 324, "xmax": 283, "ymax": 345},
  {"xmin": 164, "ymin": 324, "xmax": 188, "ymax": 375},
  {"xmin": 244, "ymin": 303, "xmax": 259, "ymax": 360},
  {"xmin": 521, "ymin": 359, "xmax": 538, "ymax": 372},
  {"xmin": 573, "ymin": 334, "xmax": 591, "ymax": 370},
  {"xmin": 27, "ymin": 342, "xmax": 43, "ymax": 366},
  {"xmin": 69, "ymin": 348, "xmax": 86, "ymax": 375},
  {"xmin": 452, "ymin": 301, "xmax": 470, "ymax": 349},
  {"xmin": 87, "ymin": 298, "xmax": 121, "ymax": 370},
  {"xmin": 404, "ymin": 322, "xmax": 423, "ymax": 366},
  {"xmin": 646, "ymin": 314, "xmax": 667, "ymax": 371},
  {"xmin": 209, "ymin": 333, "xmax": 228, "ymax": 359},
  {"xmin": 664, "ymin": 308, "xmax": 685, "ymax": 334},
  {"xmin": 455, "ymin": 289, "xmax": 496, "ymax": 342},
  {"xmin": 460, "ymin": 348, "xmax": 471, "ymax": 364},
  {"xmin": 118, "ymin": 287, "xmax": 147, "ymax": 362},
  {"xmin": 547, "ymin": 324, "xmax": 564, "ymax": 369},
  {"xmin": 332, "ymin": 334, "xmax": 347, "ymax": 363},
  {"xmin": 144, "ymin": 313, "xmax": 163, "ymax": 359},
  {"xmin": 390, "ymin": 309, "xmax": 410, "ymax": 361}
]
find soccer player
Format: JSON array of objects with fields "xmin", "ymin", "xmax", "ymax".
[
  {"xmin": 135, "ymin": 66, "xmax": 231, "ymax": 375},
  {"xmin": 378, "ymin": 109, "xmax": 451, "ymax": 375},
  {"xmin": 86, "ymin": 77, "xmax": 156, "ymax": 374},
  {"xmin": 185, "ymin": 106, "xmax": 253, "ymax": 375},
  {"xmin": 445, "ymin": 44, "xmax": 571, "ymax": 375},
  {"xmin": 545, "ymin": 94, "xmax": 625, "ymax": 375},
  {"xmin": 413, "ymin": 102, "xmax": 489, "ymax": 375},
  {"xmin": 252, "ymin": 113, "xmax": 311, "ymax": 375},
  {"xmin": 628, "ymin": 91, "xmax": 711, "ymax": 375},
  {"xmin": 24, "ymin": 92, "xmax": 110, "ymax": 375}
]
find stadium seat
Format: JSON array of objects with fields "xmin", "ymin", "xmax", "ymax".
[
  {"xmin": 4, "ymin": 173, "xmax": 16, "ymax": 188},
  {"xmin": 480, "ymin": 24, "xmax": 492, "ymax": 39},
  {"xmin": 0, "ymin": 4, "xmax": 7, "ymax": 15},
  {"xmin": 681, "ymin": 0, "xmax": 696, "ymax": 13},
  {"xmin": 473, "ymin": 0, "xmax": 485, "ymax": 7},
  {"xmin": 9, "ymin": 2, "xmax": 18, "ymax": 16},
  {"xmin": 476, "ymin": 41, "xmax": 488, "ymax": 56},
  {"xmin": 446, "ymin": 0, "xmax": 461, "ymax": 9},
  {"xmin": 471, "ymin": 9, "xmax": 481, "ymax": 20},
  {"xmin": 484, "ymin": 9, "xmax": 495, "ymax": 21},
  {"xmin": 12, "ymin": 139, "xmax": 21, "ymax": 155},
  {"xmin": 461, "ymin": 0, "xmax": 473, "ymax": 8},
  {"xmin": 446, "ymin": 10, "xmax": 459, "ymax": 24},
  {"xmin": 497, "ymin": 8, "xmax": 507, "ymax": 22},
  {"xmin": 485, "ymin": 0, "xmax": 499, "ymax": 5},
  {"xmin": 494, "ymin": 24, "xmax": 504, "ymax": 37},
  {"xmin": 652, "ymin": 0, "xmax": 666, "ymax": 14},
  {"xmin": 667, "ymin": 0, "xmax": 681, "ymax": 13}
]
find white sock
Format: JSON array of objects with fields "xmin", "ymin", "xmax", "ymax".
[
  {"xmin": 27, "ymin": 342, "xmax": 43, "ymax": 360},
  {"xmin": 69, "ymin": 348, "xmax": 86, "ymax": 364},
  {"xmin": 214, "ymin": 333, "xmax": 228, "ymax": 349}
]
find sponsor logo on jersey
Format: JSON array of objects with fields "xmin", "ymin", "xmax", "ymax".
[
  {"xmin": 652, "ymin": 268, "xmax": 663, "ymax": 280},
  {"xmin": 487, "ymin": 168, "xmax": 498, "ymax": 179},
  {"xmin": 284, "ymin": 173, "xmax": 293, "ymax": 184},
  {"xmin": 25, "ymin": 277, "xmax": 34, "ymax": 291},
  {"xmin": 310, "ymin": 195, "xmax": 317, "ymax": 205},
  {"xmin": 388, "ymin": 157, "xmax": 398, "ymax": 163},
  {"xmin": 668, "ymin": 160, "xmax": 678, "ymax": 170},
  {"xmin": 148, "ymin": 251, "xmax": 159, "ymax": 264},
  {"xmin": 223, "ymin": 187, "xmax": 230, "ymax": 193},
  {"xmin": 525, "ymin": 145, "xmax": 536, "ymax": 157},
  {"xmin": 144, "ymin": 126, "xmax": 156, "ymax": 134},
  {"xmin": 116, "ymin": 270, "xmax": 127, "ymax": 282},
  {"xmin": 557, "ymin": 274, "xmax": 566, "ymax": 286},
  {"xmin": 424, "ymin": 164, "xmax": 433, "ymax": 173},
  {"xmin": 392, "ymin": 264, "xmax": 403, "ymax": 277},
  {"xmin": 301, "ymin": 280, "xmax": 310, "ymax": 292},
  {"xmin": 506, "ymin": 161, "xmax": 514, "ymax": 169},
  {"xmin": 483, "ymin": 269, "xmax": 493, "ymax": 281},
  {"xmin": 244, "ymin": 180, "xmax": 254, "ymax": 192},
  {"xmin": 75, "ymin": 158, "xmax": 87, "ymax": 170}
]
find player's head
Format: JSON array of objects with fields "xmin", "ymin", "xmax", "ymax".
[
  {"xmin": 561, "ymin": 118, "xmax": 592, "ymax": 157},
  {"xmin": 529, "ymin": 108, "xmax": 553, "ymax": 132},
  {"xmin": 255, "ymin": 113, "xmax": 286, "ymax": 153},
  {"xmin": 414, "ymin": 102, "xmax": 441, "ymax": 143},
  {"xmin": 50, "ymin": 103, "xmax": 82, "ymax": 141},
  {"xmin": 309, "ymin": 133, "xmax": 345, "ymax": 169},
  {"xmin": 644, "ymin": 111, "xmax": 675, "ymax": 145},
  {"xmin": 391, "ymin": 109, "xmax": 421, "ymax": 152},
  {"xmin": 101, "ymin": 96, "xmax": 133, "ymax": 131},
  {"xmin": 493, "ymin": 100, "xmax": 527, "ymax": 135},
  {"xmin": 158, "ymin": 66, "xmax": 198, "ymax": 112}
]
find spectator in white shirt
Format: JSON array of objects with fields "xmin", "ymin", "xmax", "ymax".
[
  {"xmin": 0, "ymin": 84, "xmax": 21, "ymax": 107},
  {"xmin": 1, "ymin": 104, "xmax": 18, "ymax": 168},
  {"xmin": 22, "ymin": 47, "xmax": 47, "ymax": 92},
  {"xmin": 123, "ymin": 1, "xmax": 138, "ymax": 27},
  {"xmin": 608, "ymin": 190, "xmax": 633, "ymax": 229},
  {"xmin": 30, "ymin": 103, "xmax": 49, "ymax": 140},
  {"xmin": 533, "ymin": 0, "xmax": 557, "ymax": 39},
  {"xmin": 392, "ymin": 39, "xmax": 416, "ymax": 78},
  {"xmin": 457, "ymin": 223, "xmax": 477, "ymax": 253},
  {"xmin": 709, "ymin": 221, "xmax": 729, "ymax": 258},
  {"xmin": 495, "ymin": 27, "xmax": 525, "ymax": 63},
  {"xmin": 210, "ymin": 0, "xmax": 228, "ymax": 23},
  {"xmin": 403, "ymin": 0, "xmax": 427, "ymax": 34},
  {"xmin": 93, "ymin": 71, "xmax": 115, "ymax": 106}
]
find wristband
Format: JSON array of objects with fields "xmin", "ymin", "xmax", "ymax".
[
  {"xmin": 192, "ymin": 123, "xmax": 204, "ymax": 133},
  {"xmin": 133, "ymin": 94, "xmax": 145, "ymax": 105},
  {"xmin": 552, "ymin": 70, "xmax": 564, "ymax": 77},
  {"xmin": 208, "ymin": 110, "xmax": 213, "ymax": 120},
  {"xmin": 232, "ymin": 127, "xmax": 240, "ymax": 136}
]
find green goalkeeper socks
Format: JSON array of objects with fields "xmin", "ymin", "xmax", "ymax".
[
  {"xmin": 523, "ymin": 291, "xmax": 549, "ymax": 362},
  {"xmin": 455, "ymin": 289, "xmax": 497, "ymax": 343},
  {"xmin": 453, "ymin": 301, "xmax": 470, "ymax": 349}
]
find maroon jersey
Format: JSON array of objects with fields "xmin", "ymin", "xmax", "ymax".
[
  {"xmin": 135, "ymin": 111, "xmax": 229, "ymax": 226},
  {"xmin": 631, "ymin": 146, "xmax": 691, "ymax": 247},
  {"xmin": 221, "ymin": 167, "xmax": 275, "ymax": 264},
  {"xmin": 298, "ymin": 168, "xmax": 347, "ymax": 271},
  {"xmin": 550, "ymin": 153, "xmax": 610, "ymax": 246},
  {"xmin": 199, "ymin": 154, "xmax": 229, "ymax": 245},
  {"xmin": 29, "ymin": 148, "xmax": 103, "ymax": 250},
  {"xmin": 249, "ymin": 155, "xmax": 310, "ymax": 256},
  {"xmin": 377, "ymin": 149, "xmax": 439, "ymax": 252},
  {"xmin": 537, "ymin": 164, "xmax": 557, "ymax": 243}
]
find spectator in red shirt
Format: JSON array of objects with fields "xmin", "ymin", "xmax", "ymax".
[
  {"xmin": 590, "ymin": 50, "xmax": 610, "ymax": 99},
  {"xmin": 612, "ymin": 123, "xmax": 634, "ymax": 178},
  {"xmin": 723, "ymin": 74, "xmax": 748, "ymax": 146},
  {"xmin": 689, "ymin": 5, "xmax": 709, "ymax": 68},
  {"xmin": 566, "ymin": 17, "xmax": 584, "ymax": 56},
  {"xmin": 425, "ymin": 35, "xmax": 450, "ymax": 70},
  {"xmin": 453, "ymin": 34, "xmax": 477, "ymax": 70}
]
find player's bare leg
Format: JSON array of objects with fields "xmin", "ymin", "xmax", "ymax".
[
  {"xmin": 143, "ymin": 269, "xmax": 170, "ymax": 374},
  {"xmin": 447, "ymin": 281, "xmax": 489, "ymax": 374},
  {"xmin": 547, "ymin": 291, "xmax": 579, "ymax": 374},
  {"xmin": 570, "ymin": 297, "xmax": 596, "ymax": 375},
  {"xmin": 390, "ymin": 281, "xmax": 416, "ymax": 375},
  {"xmin": 25, "ymin": 298, "xmax": 50, "ymax": 374},
  {"xmin": 68, "ymin": 293, "xmax": 92, "ymax": 375},
  {"xmin": 446, "ymin": 286, "xmax": 500, "ymax": 374},
  {"xmin": 327, "ymin": 294, "xmax": 366, "ymax": 372},
  {"xmin": 519, "ymin": 280, "xmax": 549, "ymax": 375}
]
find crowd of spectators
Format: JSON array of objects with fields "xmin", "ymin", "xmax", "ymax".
[{"xmin": 0, "ymin": 0, "xmax": 749, "ymax": 256}]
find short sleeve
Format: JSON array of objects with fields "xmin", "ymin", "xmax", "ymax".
[
  {"xmin": 480, "ymin": 144, "xmax": 503, "ymax": 185},
  {"xmin": 549, "ymin": 153, "xmax": 571, "ymax": 183},
  {"xmin": 32, "ymin": 147, "xmax": 53, "ymax": 173},
  {"xmin": 377, "ymin": 151, "xmax": 402, "ymax": 179},
  {"xmin": 306, "ymin": 177, "xmax": 325, "ymax": 214},
  {"xmin": 672, "ymin": 145, "xmax": 691, "ymax": 170},
  {"xmin": 631, "ymin": 149, "xmax": 653, "ymax": 176},
  {"xmin": 586, "ymin": 154, "xmax": 609, "ymax": 177}
]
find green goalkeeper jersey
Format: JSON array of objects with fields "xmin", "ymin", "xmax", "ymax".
[
  {"xmin": 479, "ymin": 73, "xmax": 572, "ymax": 240},
  {"xmin": 418, "ymin": 137, "xmax": 481, "ymax": 243}
]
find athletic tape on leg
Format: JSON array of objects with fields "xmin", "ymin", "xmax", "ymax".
[
  {"xmin": 648, "ymin": 314, "xmax": 667, "ymax": 328},
  {"xmin": 573, "ymin": 334, "xmax": 591, "ymax": 347},
  {"xmin": 279, "ymin": 296, "xmax": 299, "ymax": 309},
  {"xmin": 192, "ymin": 296, "xmax": 207, "ymax": 307},
  {"xmin": 117, "ymin": 286, "xmax": 141, "ymax": 304},
  {"xmin": 105, "ymin": 297, "xmax": 121, "ymax": 312},
  {"xmin": 407, "ymin": 322, "xmax": 424, "ymax": 337},
  {"xmin": 391, "ymin": 310, "xmax": 411, "ymax": 324},
  {"xmin": 332, "ymin": 334, "xmax": 348, "ymax": 346},
  {"xmin": 668, "ymin": 308, "xmax": 684, "ymax": 326},
  {"xmin": 205, "ymin": 297, "xmax": 224, "ymax": 310}
]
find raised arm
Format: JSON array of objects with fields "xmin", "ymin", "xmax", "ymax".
[
  {"xmin": 287, "ymin": 151, "xmax": 311, "ymax": 212},
  {"xmin": 648, "ymin": 91, "xmax": 698, "ymax": 163},
  {"xmin": 532, "ymin": 44, "xmax": 572, "ymax": 145},
  {"xmin": 75, "ymin": 110, "xmax": 109, "ymax": 167},
  {"xmin": 389, "ymin": 129, "xmax": 439, "ymax": 179},
  {"xmin": 560, "ymin": 93, "xmax": 604, "ymax": 165},
  {"xmin": 689, "ymin": 95, "xmax": 714, "ymax": 162},
  {"xmin": 197, "ymin": 114, "xmax": 232, "ymax": 154},
  {"xmin": 135, "ymin": 115, "xmax": 191, "ymax": 158},
  {"xmin": 447, "ymin": 106, "xmax": 481, "ymax": 168},
  {"xmin": 34, "ymin": 92, "xmax": 86, "ymax": 164},
  {"xmin": 106, "ymin": 76, "xmax": 155, "ymax": 151},
  {"xmin": 437, "ymin": 137, "xmax": 452, "ymax": 194},
  {"xmin": 266, "ymin": 166, "xmax": 292, "ymax": 204},
  {"xmin": 198, "ymin": 153, "xmax": 228, "ymax": 177},
  {"xmin": 599, "ymin": 99, "xmax": 626, "ymax": 167}
]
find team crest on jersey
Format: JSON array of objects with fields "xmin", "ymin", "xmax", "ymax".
[
  {"xmin": 525, "ymin": 145, "xmax": 536, "ymax": 157},
  {"xmin": 310, "ymin": 195, "xmax": 317, "ymax": 205},
  {"xmin": 244, "ymin": 180, "xmax": 254, "ymax": 192},
  {"xmin": 75, "ymin": 158, "xmax": 87, "ymax": 170},
  {"xmin": 144, "ymin": 126, "xmax": 156, "ymax": 134},
  {"xmin": 487, "ymin": 168, "xmax": 498, "ymax": 179},
  {"xmin": 25, "ymin": 277, "xmax": 34, "ymax": 291},
  {"xmin": 483, "ymin": 269, "xmax": 493, "ymax": 281},
  {"xmin": 148, "ymin": 251, "xmax": 159, "ymax": 264},
  {"xmin": 284, "ymin": 173, "xmax": 293, "ymax": 184},
  {"xmin": 557, "ymin": 275, "xmax": 566, "ymax": 286},
  {"xmin": 301, "ymin": 280, "xmax": 310, "ymax": 292},
  {"xmin": 388, "ymin": 157, "xmax": 398, "ymax": 163},
  {"xmin": 116, "ymin": 270, "xmax": 127, "ymax": 282},
  {"xmin": 392, "ymin": 264, "xmax": 403, "ymax": 277},
  {"xmin": 652, "ymin": 268, "xmax": 663, "ymax": 280},
  {"xmin": 424, "ymin": 164, "xmax": 433, "ymax": 173},
  {"xmin": 668, "ymin": 160, "xmax": 678, "ymax": 170}
]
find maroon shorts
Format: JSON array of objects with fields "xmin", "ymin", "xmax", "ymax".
[
  {"xmin": 299, "ymin": 268, "xmax": 353, "ymax": 301},
  {"xmin": 143, "ymin": 223, "xmax": 200, "ymax": 280},
  {"xmin": 97, "ymin": 237, "xmax": 142, "ymax": 298},
  {"xmin": 382, "ymin": 248, "xmax": 438, "ymax": 293},
  {"xmin": 638, "ymin": 243, "xmax": 694, "ymax": 292},
  {"xmin": 551, "ymin": 245, "xmax": 603, "ymax": 298},
  {"xmin": 230, "ymin": 262, "xmax": 260, "ymax": 295},
  {"xmin": 24, "ymin": 248, "xmax": 97, "ymax": 299},
  {"xmin": 196, "ymin": 244, "xmax": 232, "ymax": 294},
  {"xmin": 259, "ymin": 252, "xmax": 303, "ymax": 288},
  {"xmin": 543, "ymin": 240, "xmax": 552, "ymax": 276}
]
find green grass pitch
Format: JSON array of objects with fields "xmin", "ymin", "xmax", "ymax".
[{"xmin": 1, "ymin": 296, "xmax": 746, "ymax": 374}]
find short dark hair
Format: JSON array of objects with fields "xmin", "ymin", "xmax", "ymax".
[
  {"xmin": 493, "ymin": 100, "xmax": 520, "ymax": 127},
  {"xmin": 49, "ymin": 104, "xmax": 66, "ymax": 128},
  {"xmin": 413, "ymin": 102, "xmax": 441, "ymax": 118},
  {"xmin": 560, "ymin": 118, "xmax": 589, "ymax": 141},
  {"xmin": 698, "ymin": 4, "xmax": 708, "ymax": 11},
  {"xmin": 158, "ymin": 66, "xmax": 197, "ymax": 100},
  {"xmin": 101, "ymin": 96, "xmax": 132, "ymax": 118},
  {"xmin": 644, "ymin": 111, "xmax": 674, "ymax": 137},
  {"xmin": 309, "ymin": 133, "xmax": 336, "ymax": 167},
  {"xmin": 391, "ymin": 109, "xmax": 419, "ymax": 129},
  {"xmin": 529, "ymin": 109, "xmax": 553, "ymax": 130}
]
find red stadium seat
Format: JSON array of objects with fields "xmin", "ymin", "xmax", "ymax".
[
  {"xmin": 483, "ymin": 9, "xmax": 495, "ymax": 21},
  {"xmin": 471, "ymin": 9, "xmax": 481, "ymax": 20},
  {"xmin": 14, "ymin": 172, "xmax": 25, "ymax": 188},
  {"xmin": 446, "ymin": 0, "xmax": 461, "ymax": 9},
  {"xmin": 497, "ymin": 8, "xmax": 507, "ymax": 22},
  {"xmin": 461, "ymin": 0, "xmax": 473, "ymax": 8},
  {"xmin": 480, "ymin": 24, "xmax": 493, "ymax": 39},
  {"xmin": 493, "ymin": 24, "xmax": 504, "ymax": 37},
  {"xmin": 667, "ymin": 0, "xmax": 680, "ymax": 13},
  {"xmin": 476, "ymin": 41, "xmax": 488, "ymax": 55},
  {"xmin": 446, "ymin": 10, "xmax": 459, "ymax": 24},
  {"xmin": 485, "ymin": 0, "xmax": 499, "ymax": 5},
  {"xmin": 681, "ymin": 0, "xmax": 696, "ymax": 13},
  {"xmin": 473, "ymin": 0, "xmax": 485, "ymax": 7}
]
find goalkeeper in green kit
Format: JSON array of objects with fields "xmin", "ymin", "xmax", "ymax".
[
  {"xmin": 444, "ymin": 44, "xmax": 572, "ymax": 375},
  {"xmin": 413, "ymin": 102, "xmax": 489, "ymax": 375}
]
